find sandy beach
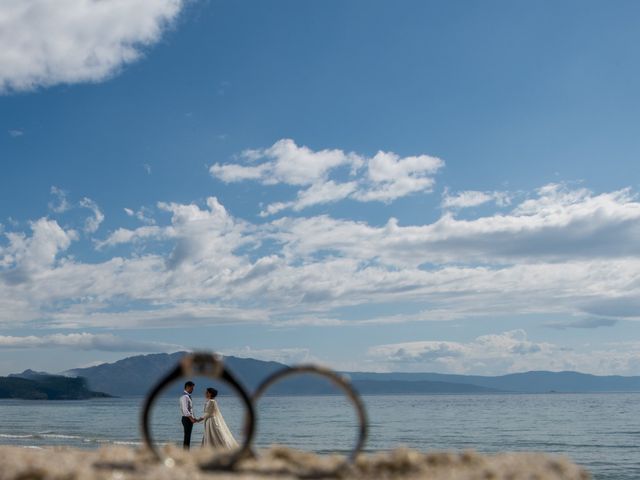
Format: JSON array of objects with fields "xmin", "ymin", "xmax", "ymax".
[{"xmin": 0, "ymin": 445, "xmax": 590, "ymax": 479}]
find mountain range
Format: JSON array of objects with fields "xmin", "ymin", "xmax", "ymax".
[{"xmin": 61, "ymin": 352, "xmax": 640, "ymax": 397}]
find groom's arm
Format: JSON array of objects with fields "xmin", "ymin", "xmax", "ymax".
[{"xmin": 187, "ymin": 397, "xmax": 199, "ymax": 423}]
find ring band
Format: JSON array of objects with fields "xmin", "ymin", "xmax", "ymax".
[
  {"xmin": 252, "ymin": 364, "xmax": 368, "ymax": 463},
  {"xmin": 140, "ymin": 352, "xmax": 255, "ymax": 470}
]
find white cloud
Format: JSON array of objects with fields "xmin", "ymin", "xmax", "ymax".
[
  {"xmin": 211, "ymin": 139, "xmax": 362, "ymax": 187},
  {"xmin": 211, "ymin": 139, "xmax": 444, "ymax": 215},
  {"xmin": 45, "ymin": 188, "xmax": 105, "ymax": 237},
  {"xmin": 354, "ymin": 151, "xmax": 443, "ymax": 202},
  {"xmin": 272, "ymin": 184, "xmax": 640, "ymax": 266},
  {"xmin": 369, "ymin": 330, "xmax": 551, "ymax": 370},
  {"xmin": 368, "ymin": 330, "xmax": 640, "ymax": 375},
  {"xmin": 293, "ymin": 180, "xmax": 359, "ymax": 210},
  {"xmin": 124, "ymin": 206, "xmax": 156, "ymax": 225},
  {"xmin": 513, "ymin": 183, "xmax": 591, "ymax": 215},
  {"xmin": 221, "ymin": 346, "xmax": 315, "ymax": 365},
  {"xmin": 156, "ymin": 196, "xmax": 254, "ymax": 271},
  {"xmin": 0, "ymin": 0, "xmax": 185, "ymax": 93},
  {"xmin": 47, "ymin": 303, "xmax": 269, "ymax": 330},
  {"xmin": 79, "ymin": 197, "xmax": 104, "ymax": 233},
  {"xmin": 275, "ymin": 316, "xmax": 345, "ymax": 327},
  {"xmin": 441, "ymin": 189, "xmax": 511, "ymax": 209},
  {"xmin": 242, "ymin": 138, "xmax": 363, "ymax": 186},
  {"xmin": 1, "ymin": 217, "xmax": 77, "ymax": 284},
  {"xmin": 48, "ymin": 186, "xmax": 71, "ymax": 213},
  {"xmin": 96, "ymin": 225, "xmax": 165, "ymax": 249},
  {"xmin": 102, "ymin": 197, "xmax": 249, "ymax": 252},
  {"xmin": 48, "ymin": 188, "xmax": 104, "ymax": 234},
  {"xmin": 259, "ymin": 180, "xmax": 358, "ymax": 217},
  {"xmin": 2, "ymin": 184, "xmax": 640, "ymax": 337},
  {"xmin": 259, "ymin": 202, "xmax": 291, "ymax": 217},
  {"xmin": 0, "ymin": 332, "xmax": 182, "ymax": 352},
  {"xmin": 210, "ymin": 163, "xmax": 268, "ymax": 183}
]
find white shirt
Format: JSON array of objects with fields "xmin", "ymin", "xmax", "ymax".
[{"xmin": 180, "ymin": 391, "xmax": 194, "ymax": 418}]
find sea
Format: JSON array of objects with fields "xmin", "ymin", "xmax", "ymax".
[{"xmin": 1, "ymin": 393, "xmax": 639, "ymax": 480}]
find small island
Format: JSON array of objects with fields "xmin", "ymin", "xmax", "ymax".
[{"xmin": 0, "ymin": 371, "xmax": 111, "ymax": 400}]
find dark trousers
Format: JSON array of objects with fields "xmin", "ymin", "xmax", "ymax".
[{"xmin": 182, "ymin": 416, "xmax": 193, "ymax": 449}]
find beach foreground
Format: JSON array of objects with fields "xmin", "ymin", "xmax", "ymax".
[{"xmin": 0, "ymin": 445, "xmax": 589, "ymax": 479}]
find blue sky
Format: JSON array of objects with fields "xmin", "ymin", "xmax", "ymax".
[{"xmin": 1, "ymin": 0, "xmax": 640, "ymax": 376}]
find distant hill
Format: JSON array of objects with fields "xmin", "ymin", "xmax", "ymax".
[
  {"xmin": 67, "ymin": 352, "xmax": 289, "ymax": 397},
  {"xmin": 346, "ymin": 370, "xmax": 640, "ymax": 393},
  {"xmin": 61, "ymin": 352, "xmax": 640, "ymax": 397},
  {"xmin": 9, "ymin": 369, "xmax": 51, "ymax": 380},
  {"xmin": 65, "ymin": 352, "xmax": 502, "ymax": 397},
  {"xmin": 68, "ymin": 351, "xmax": 188, "ymax": 397},
  {"xmin": 0, "ymin": 372, "xmax": 111, "ymax": 400}
]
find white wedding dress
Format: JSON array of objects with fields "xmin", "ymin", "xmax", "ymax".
[{"xmin": 201, "ymin": 399, "xmax": 239, "ymax": 449}]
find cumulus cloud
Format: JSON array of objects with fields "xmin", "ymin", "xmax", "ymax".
[
  {"xmin": 368, "ymin": 330, "xmax": 640, "ymax": 375},
  {"xmin": 2, "ymin": 183, "xmax": 640, "ymax": 338},
  {"xmin": 0, "ymin": 0, "xmax": 185, "ymax": 93},
  {"xmin": 353, "ymin": 151, "xmax": 443, "ymax": 202},
  {"xmin": 272, "ymin": 184, "xmax": 640, "ymax": 265},
  {"xmin": 156, "ymin": 196, "xmax": 254, "ymax": 271},
  {"xmin": 234, "ymin": 139, "xmax": 364, "ymax": 186},
  {"xmin": 211, "ymin": 139, "xmax": 444, "ymax": 215},
  {"xmin": 0, "ymin": 217, "xmax": 77, "ymax": 284},
  {"xmin": 369, "ymin": 330, "xmax": 546, "ymax": 365},
  {"xmin": 0, "ymin": 332, "xmax": 182, "ymax": 352}
]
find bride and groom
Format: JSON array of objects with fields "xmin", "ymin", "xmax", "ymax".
[{"xmin": 180, "ymin": 381, "xmax": 238, "ymax": 450}]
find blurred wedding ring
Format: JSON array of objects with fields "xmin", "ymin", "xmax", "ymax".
[
  {"xmin": 140, "ymin": 352, "xmax": 255, "ymax": 470},
  {"xmin": 252, "ymin": 364, "xmax": 368, "ymax": 463}
]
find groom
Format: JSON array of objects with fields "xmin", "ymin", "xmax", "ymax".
[{"xmin": 180, "ymin": 381, "xmax": 200, "ymax": 449}]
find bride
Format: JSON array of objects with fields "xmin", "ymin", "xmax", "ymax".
[{"xmin": 200, "ymin": 387, "xmax": 239, "ymax": 449}]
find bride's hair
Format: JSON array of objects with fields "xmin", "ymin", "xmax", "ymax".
[{"xmin": 206, "ymin": 387, "xmax": 218, "ymax": 398}]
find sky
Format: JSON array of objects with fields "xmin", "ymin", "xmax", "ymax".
[{"xmin": 1, "ymin": 0, "xmax": 640, "ymax": 376}]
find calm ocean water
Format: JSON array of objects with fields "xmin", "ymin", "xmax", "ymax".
[{"xmin": 1, "ymin": 393, "xmax": 639, "ymax": 479}]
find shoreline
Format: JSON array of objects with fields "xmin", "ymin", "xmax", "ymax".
[{"xmin": 3, "ymin": 390, "xmax": 640, "ymax": 402}]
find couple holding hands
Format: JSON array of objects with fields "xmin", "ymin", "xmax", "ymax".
[{"xmin": 180, "ymin": 381, "xmax": 238, "ymax": 450}]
